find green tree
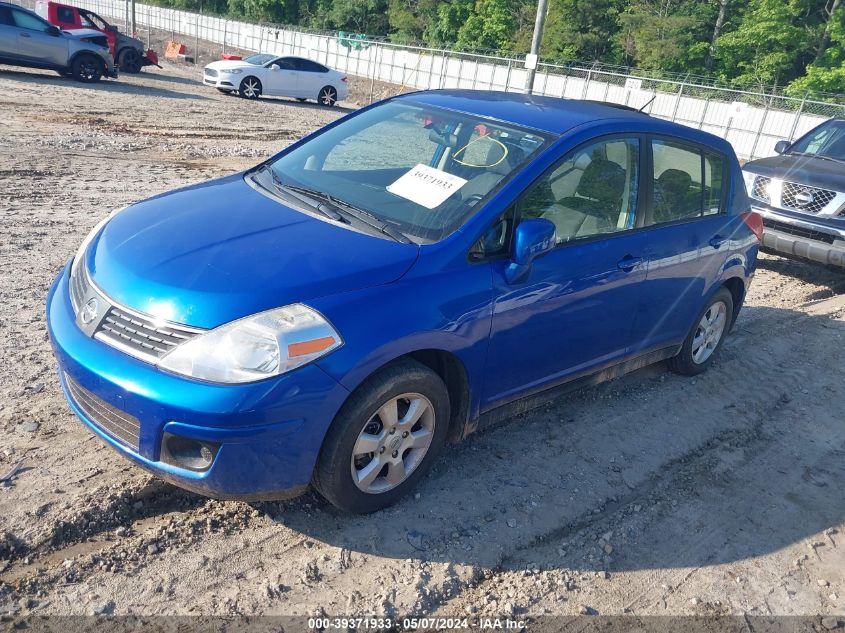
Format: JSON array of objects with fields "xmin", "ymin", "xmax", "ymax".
[
  {"xmin": 423, "ymin": 0, "xmax": 474, "ymax": 46},
  {"xmin": 787, "ymin": 0, "xmax": 845, "ymax": 94},
  {"xmin": 456, "ymin": 0, "xmax": 517, "ymax": 51},
  {"xmin": 714, "ymin": 0, "xmax": 819, "ymax": 89},
  {"xmin": 529, "ymin": 0, "xmax": 624, "ymax": 62},
  {"xmin": 226, "ymin": 0, "xmax": 299, "ymax": 22},
  {"xmin": 618, "ymin": 0, "xmax": 707, "ymax": 72}
]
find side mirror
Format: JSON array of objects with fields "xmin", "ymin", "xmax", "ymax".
[
  {"xmin": 270, "ymin": 64, "xmax": 280, "ymax": 71},
  {"xmin": 46, "ymin": 25, "xmax": 61, "ymax": 36},
  {"xmin": 774, "ymin": 140, "xmax": 790, "ymax": 154},
  {"xmin": 506, "ymin": 218, "xmax": 556, "ymax": 284}
]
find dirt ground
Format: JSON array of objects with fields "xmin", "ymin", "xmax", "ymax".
[{"xmin": 1, "ymin": 60, "xmax": 844, "ymax": 624}]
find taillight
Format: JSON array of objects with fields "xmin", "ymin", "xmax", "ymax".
[
  {"xmin": 341, "ymin": 76, "xmax": 348, "ymax": 83},
  {"xmin": 741, "ymin": 210, "xmax": 764, "ymax": 241}
]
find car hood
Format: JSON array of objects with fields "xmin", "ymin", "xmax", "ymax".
[
  {"xmin": 64, "ymin": 28, "xmax": 104, "ymax": 39},
  {"xmin": 744, "ymin": 153, "xmax": 845, "ymax": 191},
  {"xmin": 86, "ymin": 173, "xmax": 420, "ymax": 329},
  {"xmin": 205, "ymin": 59, "xmax": 259, "ymax": 71}
]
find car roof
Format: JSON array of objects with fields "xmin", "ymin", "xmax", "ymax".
[{"xmin": 397, "ymin": 90, "xmax": 730, "ymax": 150}]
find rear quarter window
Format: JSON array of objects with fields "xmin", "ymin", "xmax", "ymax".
[{"xmin": 650, "ymin": 139, "xmax": 727, "ymax": 225}]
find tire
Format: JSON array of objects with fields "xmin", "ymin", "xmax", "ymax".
[
  {"xmin": 238, "ymin": 76, "xmax": 262, "ymax": 99},
  {"xmin": 313, "ymin": 359, "xmax": 450, "ymax": 513},
  {"xmin": 668, "ymin": 287, "xmax": 734, "ymax": 376},
  {"xmin": 318, "ymin": 85, "xmax": 338, "ymax": 107},
  {"xmin": 117, "ymin": 48, "xmax": 143, "ymax": 74},
  {"xmin": 71, "ymin": 54, "xmax": 103, "ymax": 83}
]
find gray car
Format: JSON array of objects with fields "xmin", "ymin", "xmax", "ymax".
[{"xmin": 0, "ymin": 1, "xmax": 116, "ymax": 82}]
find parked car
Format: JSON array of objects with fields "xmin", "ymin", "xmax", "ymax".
[
  {"xmin": 203, "ymin": 53, "xmax": 348, "ymax": 105},
  {"xmin": 743, "ymin": 118, "xmax": 845, "ymax": 268},
  {"xmin": 0, "ymin": 1, "xmax": 116, "ymax": 82},
  {"xmin": 35, "ymin": 0, "xmax": 158, "ymax": 73},
  {"xmin": 47, "ymin": 91, "xmax": 761, "ymax": 513}
]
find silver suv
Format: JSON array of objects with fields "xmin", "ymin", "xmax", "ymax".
[{"xmin": 0, "ymin": 1, "xmax": 116, "ymax": 82}]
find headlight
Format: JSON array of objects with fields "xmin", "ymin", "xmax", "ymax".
[
  {"xmin": 157, "ymin": 304, "xmax": 342, "ymax": 384},
  {"xmin": 221, "ymin": 68, "xmax": 242, "ymax": 74},
  {"xmin": 742, "ymin": 170, "xmax": 756, "ymax": 196}
]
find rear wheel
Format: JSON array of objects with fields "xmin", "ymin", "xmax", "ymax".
[
  {"xmin": 71, "ymin": 54, "xmax": 102, "ymax": 83},
  {"xmin": 117, "ymin": 48, "xmax": 143, "ymax": 73},
  {"xmin": 668, "ymin": 287, "xmax": 733, "ymax": 376},
  {"xmin": 314, "ymin": 359, "xmax": 450, "ymax": 513},
  {"xmin": 238, "ymin": 76, "xmax": 262, "ymax": 99},
  {"xmin": 318, "ymin": 85, "xmax": 338, "ymax": 107}
]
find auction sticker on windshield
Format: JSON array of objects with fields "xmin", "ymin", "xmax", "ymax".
[{"xmin": 387, "ymin": 164, "xmax": 467, "ymax": 209}]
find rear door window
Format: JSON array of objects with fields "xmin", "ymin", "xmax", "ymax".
[
  {"xmin": 297, "ymin": 59, "xmax": 328, "ymax": 73},
  {"xmin": 648, "ymin": 139, "xmax": 726, "ymax": 225},
  {"xmin": 0, "ymin": 7, "xmax": 13, "ymax": 26}
]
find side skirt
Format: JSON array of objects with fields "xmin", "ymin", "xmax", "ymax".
[{"xmin": 472, "ymin": 345, "xmax": 680, "ymax": 434}]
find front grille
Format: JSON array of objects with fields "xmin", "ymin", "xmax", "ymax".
[
  {"xmin": 751, "ymin": 176, "xmax": 771, "ymax": 203},
  {"xmin": 781, "ymin": 181, "xmax": 836, "ymax": 214},
  {"xmin": 69, "ymin": 263, "xmax": 89, "ymax": 312},
  {"xmin": 65, "ymin": 373, "xmax": 140, "ymax": 451},
  {"xmin": 204, "ymin": 68, "xmax": 218, "ymax": 77},
  {"xmin": 95, "ymin": 306, "xmax": 199, "ymax": 360},
  {"xmin": 762, "ymin": 218, "xmax": 837, "ymax": 245}
]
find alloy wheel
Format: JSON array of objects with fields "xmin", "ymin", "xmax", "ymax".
[
  {"xmin": 319, "ymin": 87, "xmax": 337, "ymax": 106},
  {"xmin": 691, "ymin": 300, "xmax": 727, "ymax": 364},
  {"xmin": 241, "ymin": 78, "xmax": 261, "ymax": 99},
  {"xmin": 350, "ymin": 393, "xmax": 435, "ymax": 494}
]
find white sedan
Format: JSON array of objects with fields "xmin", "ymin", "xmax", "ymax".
[{"xmin": 203, "ymin": 53, "xmax": 348, "ymax": 106}]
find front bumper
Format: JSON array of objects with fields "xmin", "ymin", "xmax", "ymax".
[
  {"xmin": 203, "ymin": 74, "xmax": 236, "ymax": 89},
  {"xmin": 752, "ymin": 204, "xmax": 845, "ymax": 268},
  {"xmin": 46, "ymin": 263, "xmax": 350, "ymax": 500}
]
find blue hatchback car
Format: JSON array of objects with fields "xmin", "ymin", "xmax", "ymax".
[{"xmin": 47, "ymin": 90, "xmax": 761, "ymax": 513}]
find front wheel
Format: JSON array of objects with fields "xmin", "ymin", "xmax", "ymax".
[
  {"xmin": 318, "ymin": 85, "xmax": 338, "ymax": 107},
  {"xmin": 668, "ymin": 287, "xmax": 733, "ymax": 376},
  {"xmin": 118, "ymin": 48, "xmax": 143, "ymax": 73},
  {"xmin": 71, "ymin": 54, "xmax": 103, "ymax": 83},
  {"xmin": 313, "ymin": 359, "xmax": 450, "ymax": 513},
  {"xmin": 238, "ymin": 76, "xmax": 262, "ymax": 99}
]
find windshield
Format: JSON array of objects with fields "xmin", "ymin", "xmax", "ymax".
[
  {"xmin": 789, "ymin": 120, "xmax": 845, "ymax": 161},
  {"xmin": 257, "ymin": 101, "xmax": 548, "ymax": 242},
  {"xmin": 244, "ymin": 53, "xmax": 275, "ymax": 66}
]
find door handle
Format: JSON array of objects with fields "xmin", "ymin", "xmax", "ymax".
[
  {"xmin": 709, "ymin": 235, "xmax": 726, "ymax": 249},
  {"xmin": 20, "ymin": 32, "xmax": 31, "ymax": 37},
  {"xmin": 617, "ymin": 255, "xmax": 643, "ymax": 272}
]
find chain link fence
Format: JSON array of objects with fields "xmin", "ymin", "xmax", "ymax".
[{"xmin": 9, "ymin": 0, "xmax": 845, "ymax": 160}]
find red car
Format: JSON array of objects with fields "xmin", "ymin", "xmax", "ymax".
[{"xmin": 35, "ymin": 0, "xmax": 158, "ymax": 73}]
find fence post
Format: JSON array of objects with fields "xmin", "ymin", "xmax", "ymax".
[
  {"xmin": 194, "ymin": 12, "xmax": 199, "ymax": 62},
  {"xmin": 749, "ymin": 103, "xmax": 770, "ymax": 160},
  {"xmin": 222, "ymin": 20, "xmax": 227, "ymax": 54},
  {"xmin": 671, "ymin": 82, "xmax": 684, "ymax": 122},
  {"xmin": 787, "ymin": 95, "xmax": 807, "ymax": 142},
  {"xmin": 504, "ymin": 58, "xmax": 512, "ymax": 92},
  {"xmin": 698, "ymin": 99, "xmax": 711, "ymax": 130},
  {"xmin": 581, "ymin": 69, "xmax": 592, "ymax": 100}
]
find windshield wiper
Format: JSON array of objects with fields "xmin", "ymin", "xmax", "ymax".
[
  {"xmin": 259, "ymin": 166, "xmax": 346, "ymax": 223},
  {"xmin": 258, "ymin": 167, "xmax": 412, "ymax": 244},
  {"xmin": 321, "ymin": 195, "xmax": 413, "ymax": 244}
]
